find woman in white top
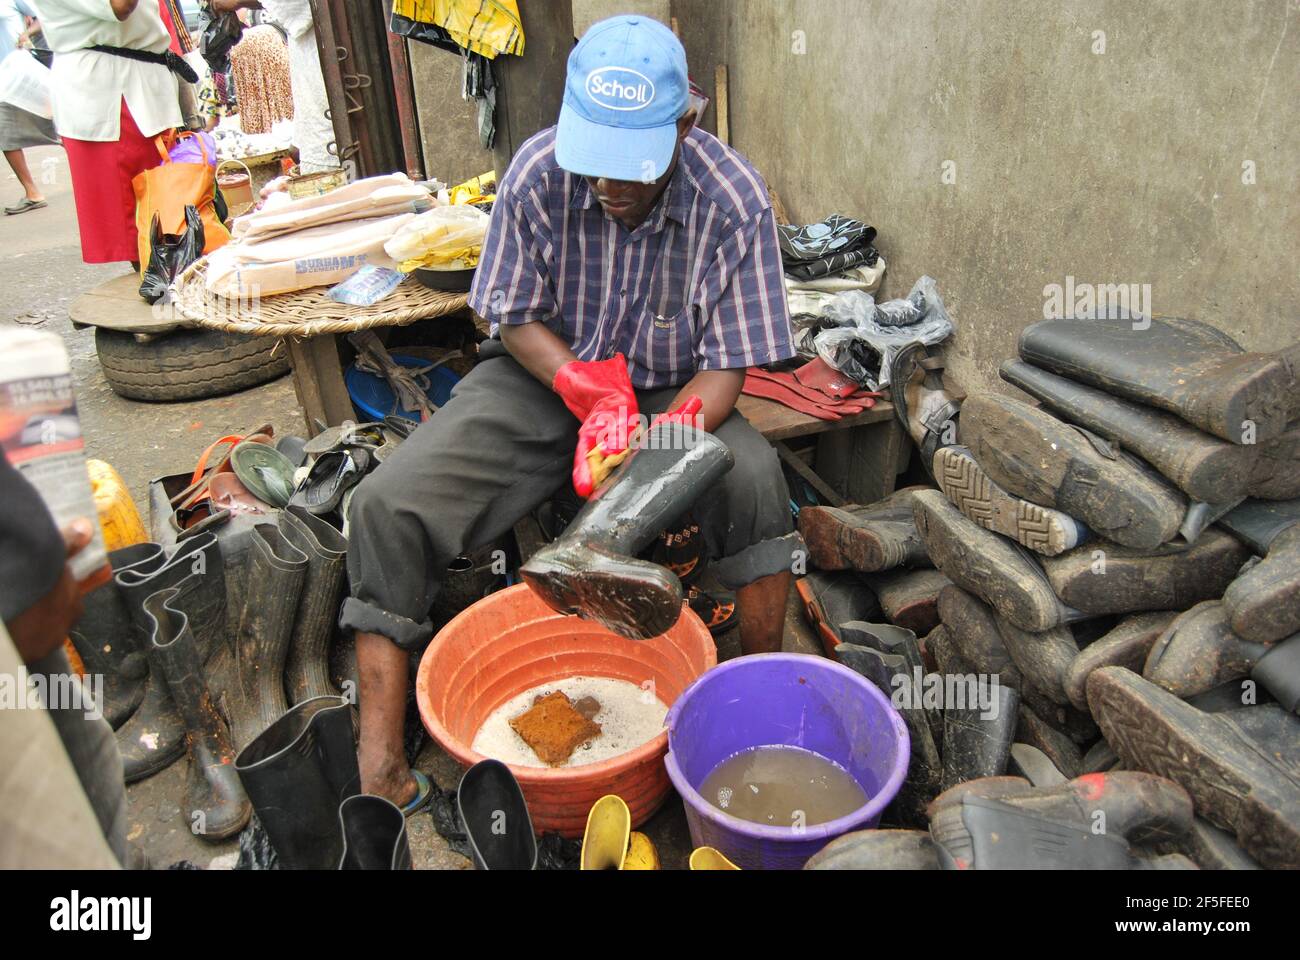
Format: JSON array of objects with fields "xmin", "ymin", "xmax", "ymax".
[
  {"xmin": 0, "ymin": 0, "xmax": 59, "ymax": 214},
  {"xmin": 34, "ymin": 0, "xmax": 183, "ymax": 264}
]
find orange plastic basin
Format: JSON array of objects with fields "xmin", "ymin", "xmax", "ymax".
[{"xmin": 416, "ymin": 583, "xmax": 717, "ymax": 837}]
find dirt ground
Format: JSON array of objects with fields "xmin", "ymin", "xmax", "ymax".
[{"xmin": 1, "ymin": 144, "xmax": 820, "ymax": 870}]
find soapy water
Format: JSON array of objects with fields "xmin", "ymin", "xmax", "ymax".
[
  {"xmin": 472, "ymin": 676, "xmax": 668, "ymax": 769},
  {"xmin": 699, "ymin": 745, "xmax": 869, "ymax": 828}
]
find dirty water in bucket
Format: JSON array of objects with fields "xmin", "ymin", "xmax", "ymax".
[
  {"xmin": 699, "ymin": 745, "xmax": 869, "ymax": 828},
  {"xmin": 471, "ymin": 676, "xmax": 668, "ymax": 768}
]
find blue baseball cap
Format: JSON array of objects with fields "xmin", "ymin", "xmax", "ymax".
[{"xmin": 555, "ymin": 15, "xmax": 688, "ymax": 183}]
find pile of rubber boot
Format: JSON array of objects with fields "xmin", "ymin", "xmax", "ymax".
[
  {"xmin": 806, "ymin": 770, "xmax": 1202, "ymax": 870},
  {"xmin": 74, "ymin": 502, "xmax": 354, "ymax": 848},
  {"xmin": 903, "ymin": 317, "xmax": 1297, "ymax": 869},
  {"xmin": 795, "ymin": 320, "xmax": 1298, "ymax": 869}
]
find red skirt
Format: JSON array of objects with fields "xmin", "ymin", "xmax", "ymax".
[{"xmin": 62, "ymin": 100, "xmax": 164, "ymax": 265}]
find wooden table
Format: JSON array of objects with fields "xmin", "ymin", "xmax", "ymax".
[
  {"xmin": 69, "ymin": 272, "xmax": 192, "ymax": 340},
  {"xmin": 285, "ymin": 299, "xmax": 471, "ymax": 436},
  {"xmin": 735, "ymin": 393, "xmax": 908, "ymax": 507}
]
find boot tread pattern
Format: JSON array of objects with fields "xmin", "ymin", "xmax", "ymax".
[{"xmin": 936, "ymin": 448, "xmax": 1066, "ymax": 556}]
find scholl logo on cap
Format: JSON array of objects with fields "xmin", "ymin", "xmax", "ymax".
[{"xmin": 586, "ymin": 67, "xmax": 655, "ymax": 111}]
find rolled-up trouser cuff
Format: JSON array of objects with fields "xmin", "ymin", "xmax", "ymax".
[
  {"xmin": 339, "ymin": 596, "xmax": 433, "ymax": 651},
  {"xmin": 713, "ymin": 531, "xmax": 807, "ymax": 591}
]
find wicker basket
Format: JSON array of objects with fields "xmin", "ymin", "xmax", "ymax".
[{"xmin": 170, "ymin": 256, "xmax": 470, "ymax": 337}]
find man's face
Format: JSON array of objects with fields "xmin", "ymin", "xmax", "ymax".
[{"xmin": 585, "ymin": 110, "xmax": 697, "ymax": 230}]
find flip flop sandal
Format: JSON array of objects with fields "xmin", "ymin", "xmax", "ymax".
[
  {"xmin": 231, "ymin": 441, "xmax": 297, "ymax": 508},
  {"xmin": 5, "ymin": 197, "xmax": 47, "ymax": 215},
  {"xmin": 303, "ymin": 422, "xmax": 386, "ymax": 458},
  {"xmin": 295, "ymin": 447, "xmax": 371, "ymax": 515},
  {"xmin": 655, "ymin": 516, "xmax": 703, "ymax": 585},
  {"xmin": 687, "ymin": 585, "xmax": 737, "ymax": 635},
  {"xmin": 401, "ymin": 769, "xmax": 433, "ymax": 817},
  {"xmin": 171, "ymin": 423, "xmax": 275, "ymax": 512}
]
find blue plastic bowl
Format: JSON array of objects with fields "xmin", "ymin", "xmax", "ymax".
[{"xmin": 344, "ymin": 354, "xmax": 462, "ymax": 422}]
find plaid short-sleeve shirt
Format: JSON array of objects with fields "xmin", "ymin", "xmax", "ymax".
[{"xmin": 467, "ymin": 126, "xmax": 795, "ymax": 389}]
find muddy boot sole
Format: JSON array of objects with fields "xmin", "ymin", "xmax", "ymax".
[
  {"xmin": 1143, "ymin": 601, "xmax": 1266, "ymax": 699},
  {"xmin": 1019, "ymin": 316, "xmax": 1294, "ymax": 444},
  {"xmin": 804, "ymin": 829, "xmax": 940, "ymax": 870},
  {"xmin": 961, "ymin": 394, "xmax": 1186, "ymax": 549},
  {"xmin": 1063, "ymin": 611, "xmax": 1178, "ymax": 711},
  {"xmin": 934, "ymin": 445, "xmax": 1085, "ymax": 556},
  {"xmin": 1043, "ymin": 529, "xmax": 1250, "ymax": 617},
  {"xmin": 1000, "ymin": 359, "xmax": 1260, "ymax": 504},
  {"xmin": 1249, "ymin": 421, "xmax": 1300, "ymax": 500},
  {"xmin": 1224, "ymin": 526, "xmax": 1300, "ymax": 643},
  {"xmin": 1086, "ymin": 666, "xmax": 1300, "ymax": 869},
  {"xmin": 522, "ymin": 546, "xmax": 683, "ymax": 641},
  {"xmin": 863, "ymin": 568, "xmax": 950, "ymax": 636},
  {"xmin": 914, "ymin": 489, "xmax": 1069, "ymax": 632}
]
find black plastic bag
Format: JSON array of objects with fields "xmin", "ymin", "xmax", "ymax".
[
  {"xmin": 199, "ymin": 10, "xmax": 244, "ymax": 73},
  {"xmin": 139, "ymin": 205, "xmax": 205, "ymax": 305}
]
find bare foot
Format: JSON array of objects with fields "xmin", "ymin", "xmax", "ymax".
[{"xmin": 360, "ymin": 751, "xmax": 417, "ymax": 808}]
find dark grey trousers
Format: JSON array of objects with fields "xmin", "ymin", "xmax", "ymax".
[{"xmin": 340, "ymin": 344, "xmax": 800, "ymax": 648}]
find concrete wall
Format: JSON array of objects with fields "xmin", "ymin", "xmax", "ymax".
[
  {"xmin": 573, "ymin": 0, "xmax": 671, "ymax": 37},
  {"xmin": 672, "ymin": 0, "xmax": 1299, "ymax": 395}
]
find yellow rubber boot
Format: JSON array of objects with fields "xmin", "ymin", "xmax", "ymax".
[
  {"xmin": 580, "ymin": 795, "xmax": 630, "ymax": 870},
  {"xmin": 623, "ymin": 832, "xmax": 660, "ymax": 870},
  {"xmin": 689, "ymin": 846, "xmax": 741, "ymax": 870}
]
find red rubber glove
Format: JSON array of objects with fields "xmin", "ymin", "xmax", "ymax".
[
  {"xmin": 652, "ymin": 395, "xmax": 703, "ymax": 429},
  {"xmin": 553, "ymin": 355, "xmax": 641, "ymax": 498}
]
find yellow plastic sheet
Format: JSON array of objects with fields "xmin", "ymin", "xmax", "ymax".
[
  {"xmin": 392, "ymin": 0, "xmax": 524, "ymax": 59},
  {"xmin": 384, "ymin": 205, "xmax": 491, "ymax": 272}
]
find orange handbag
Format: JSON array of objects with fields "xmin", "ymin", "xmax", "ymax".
[{"xmin": 132, "ymin": 131, "xmax": 231, "ymax": 275}]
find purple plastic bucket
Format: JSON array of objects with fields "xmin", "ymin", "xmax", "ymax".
[{"xmin": 664, "ymin": 653, "xmax": 910, "ymax": 870}]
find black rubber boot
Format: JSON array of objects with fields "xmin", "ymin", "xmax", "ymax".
[
  {"xmin": 1217, "ymin": 497, "xmax": 1300, "ymax": 555},
  {"xmin": 928, "ymin": 770, "xmax": 1195, "ymax": 869},
  {"xmin": 795, "ymin": 570, "xmax": 881, "ymax": 656},
  {"xmin": 1042, "ymin": 530, "xmax": 1250, "ymax": 618},
  {"xmin": 143, "ymin": 587, "xmax": 250, "ymax": 841},
  {"xmin": 940, "ymin": 678, "xmax": 1020, "ymax": 790},
  {"xmin": 1224, "ymin": 525, "xmax": 1300, "ymax": 644},
  {"xmin": 834, "ymin": 628, "xmax": 941, "ymax": 829},
  {"xmin": 1018, "ymin": 315, "xmax": 1293, "ymax": 444},
  {"xmin": 889, "ymin": 341, "xmax": 962, "ymax": 474},
  {"xmin": 338, "ymin": 795, "xmax": 411, "ymax": 870},
  {"xmin": 1087, "ymin": 666, "xmax": 1300, "ymax": 869},
  {"xmin": 114, "ymin": 533, "xmax": 227, "ymax": 782},
  {"xmin": 280, "ymin": 506, "xmax": 347, "ymax": 706},
  {"xmin": 804, "ymin": 829, "xmax": 941, "ymax": 870},
  {"xmin": 959, "ymin": 394, "xmax": 1186, "ymax": 549},
  {"xmin": 229, "ymin": 522, "xmax": 308, "ymax": 751},
  {"xmin": 863, "ymin": 568, "xmax": 950, "ymax": 636},
  {"xmin": 521, "ymin": 422, "xmax": 734, "ymax": 640},
  {"xmin": 1000, "ymin": 359, "xmax": 1260, "ymax": 503},
  {"xmin": 1249, "ymin": 421, "xmax": 1300, "ymax": 500},
  {"xmin": 234, "ymin": 695, "xmax": 360, "ymax": 869},
  {"xmin": 1063, "ymin": 611, "xmax": 1178, "ymax": 712},
  {"xmin": 457, "ymin": 759, "xmax": 538, "ymax": 870},
  {"xmin": 68, "ymin": 543, "xmax": 163, "ymax": 729},
  {"xmin": 1143, "ymin": 601, "xmax": 1269, "ymax": 700},
  {"xmin": 912, "ymin": 489, "xmax": 1077, "ymax": 632},
  {"xmin": 797, "ymin": 487, "xmax": 931, "ymax": 573}
]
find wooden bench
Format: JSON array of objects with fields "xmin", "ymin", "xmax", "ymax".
[{"xmin": 735, "ymin": 393, "xmax": 907, "ymax": 508}]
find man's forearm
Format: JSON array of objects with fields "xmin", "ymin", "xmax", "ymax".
[
  {"xmin": 669, "ymin": 369, "xmax": 744, "ymax": 433},
  {"xmin": 498, "ymin": 321, "xmax": 578, "ymax": 388}
]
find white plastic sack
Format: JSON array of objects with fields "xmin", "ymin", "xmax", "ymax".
[
  {"xmin": 384, "ymin": 205, "xmax": 489, "ymax": 271},
  {"xmin": 813, "ymin": 275, "xmax": 954, "ymax": 390},
  {"xmin": 0, "ymin": 50, "xmax": 52, "ymax": 119}
]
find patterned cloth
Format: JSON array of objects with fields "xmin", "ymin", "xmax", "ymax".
[
  {"xmin": 468, "ymin": 126, "xmax": 795, "ymax": 390},
  {"xmin": 778, "ymin": 213, "xmax": 879, "ymax": 283},
  {"xmin": 229, "ymin": 23, "xmax": 292, "ymax": 135},
  {"xmin": 391, "ymin": 0, "xmax": 522, "ymax": 59}
]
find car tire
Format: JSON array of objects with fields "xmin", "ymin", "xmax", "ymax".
[{"xmin": 95, "ymin": 326, "xmax": 288, "ymax": 403}]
